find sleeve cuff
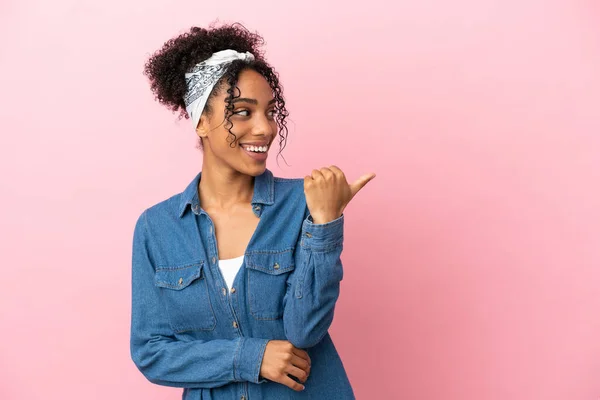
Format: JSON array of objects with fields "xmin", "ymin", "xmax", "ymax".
[
  {"xmin": 234, "ymin": 337, "xmax": 269, "ymax": 384},
  {"xmin": 301, "ymin": 214, "xmax": 344, "ymax": 251}
]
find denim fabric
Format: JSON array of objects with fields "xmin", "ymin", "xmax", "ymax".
[{"xmin": 130, "ymin": 169, "xmax": 355, "ymax": 399}]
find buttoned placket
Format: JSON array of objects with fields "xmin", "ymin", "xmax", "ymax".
[
  {"xmin": 193, "ymin": 203, "xmax": 249, "ymax": 396},
  {"xmin": 191, "ymin": 204, "xmax": 243, "ymax": 328}
]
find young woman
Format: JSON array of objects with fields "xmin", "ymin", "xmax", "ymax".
[{"xmin": 130, "ymin": 23, "xmax": 375, "ymax": 400}]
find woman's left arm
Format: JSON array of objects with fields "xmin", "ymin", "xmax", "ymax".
[
  {"xmin": 282, "ymin": 166, "xmax": 375, "ymax": 349},
  {"xmin": 283, "ymin": 213, "xmax": 345, "ymax": 349}
]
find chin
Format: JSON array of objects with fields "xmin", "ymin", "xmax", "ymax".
[{"xmin": 237, "ymin": 162, "xmax": 267, "ymax": 177}]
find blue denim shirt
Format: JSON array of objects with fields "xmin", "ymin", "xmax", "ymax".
[{"xmin": 130, "ymin": 169, "xmax": 355, "ymax": 399}]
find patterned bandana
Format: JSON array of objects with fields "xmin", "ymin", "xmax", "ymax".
[{"xmin": 184, "ymin": 49, "xmax": 255, "ymax": 130}]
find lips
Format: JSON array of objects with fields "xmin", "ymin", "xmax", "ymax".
[
  {"xmin": 240, "ymin": 144, "xmax": 268, "ymax": 152},
  {"xmin": 241, "ymin": 145, "xmax": 269, "ymax": 161},
  {"xmin": 239, "ymin": 142, "xmax": 270, "ymax": 149}
]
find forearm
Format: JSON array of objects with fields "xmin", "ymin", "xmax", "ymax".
[
  {"xmin": 130, "ymin": 334, "xmax": 269, "ymax": 388},
  {"xmin": 283, "ymin": 215, "xmax": 344, "ymax": 348}
]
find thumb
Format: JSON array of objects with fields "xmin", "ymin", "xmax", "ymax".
[{"xmin": 349, "ymin": 172, "xmax": 376, "ymax": 197}]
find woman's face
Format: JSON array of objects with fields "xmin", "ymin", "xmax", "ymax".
[{"xmin": 197, "ymin": 68, "xmax": 278, "ymax": 177}]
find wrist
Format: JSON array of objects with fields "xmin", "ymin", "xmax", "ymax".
[{"xmin": 310, "ymin": 213, "xmax": 341, "ymax": 225}]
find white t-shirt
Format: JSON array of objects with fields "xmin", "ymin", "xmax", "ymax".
[{"xmin": 218, "ymin": 255, "xmax": 244, "ymax": 290}]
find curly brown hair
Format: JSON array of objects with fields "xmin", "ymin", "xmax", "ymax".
[{"xmin": 143, "ymin": 22, "xmax": 289, "ymax": 158}]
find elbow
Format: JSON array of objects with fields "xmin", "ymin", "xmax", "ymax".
[
  {"xmin": 285, "ymin": 320, "xmax": 330, "ymax": 349},
  {"xmin": 287, "ymin": 330, "xmax": 328, "ymax": 349},
  {"xmin": 131, "ymin": 350, "xmax": 176, "ymax": 387},
  {"xmin": 284, "ymin": 306, "xmax": 335, "ymax": 348},
  {"xmin": 283, "ymin": 309, "xmax": 333, "ymax": 349},
  {"xmin": 131, "ymin": 349, "xmax": 154, "ymax": 383},
  {"xmin": 288, "ymin": 336, "xmax": 317, "ymax": 349},
  {"xmin": 130, "ymin": 342, "xmax": 166, "ymax": 386}
]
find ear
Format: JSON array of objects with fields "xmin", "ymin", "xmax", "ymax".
[{"xmin": 195, "ymin": 115, "xmax": 209, "ymax": 139}]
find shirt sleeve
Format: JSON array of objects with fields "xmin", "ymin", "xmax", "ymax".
[
  {"xmin": 130, "ymin": 211, "xmax": 269, "ymax": 388},
  {"xmin": 283, "ymin": 208, "xmax": 345, "ymax": 349}
]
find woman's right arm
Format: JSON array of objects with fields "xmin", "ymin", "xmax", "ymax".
[{"xmin": 130, "ymin": 211, "xmax": 268, "ymax": 389}]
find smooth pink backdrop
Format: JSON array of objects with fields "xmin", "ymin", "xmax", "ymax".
[{"xmin": 1, "ymin": 0, "xmax": 599, "ymax": 399}]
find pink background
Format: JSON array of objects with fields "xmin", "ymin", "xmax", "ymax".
[{"xmin": 1, "ymin": 0, "xmax": 599, "ymax": 399}]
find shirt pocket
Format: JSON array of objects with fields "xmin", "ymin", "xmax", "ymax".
[
  {"xmin": 245, "ymin": 249, "xmax": 295, "ymax": 321},
  {"xmin": 154, "ymin": 261, "xmax": 216, "ymax": 333}
]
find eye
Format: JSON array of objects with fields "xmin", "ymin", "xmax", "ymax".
[
  {"xmin": 267, "ymin": 109, "xmax": 278, "ymax": 118},
  {"xmin": 233, "ymin": 109, "xmax": 249, "ymax": 117}
]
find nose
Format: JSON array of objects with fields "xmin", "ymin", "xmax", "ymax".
[{"xmin": 251, "ymin": 113, "xmax": 276, "ymax": 139}]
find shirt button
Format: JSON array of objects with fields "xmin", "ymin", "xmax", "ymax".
[
  {"xmin": 273, "ymin": 263, "xmax": 280, "ymax": 270},
  {"xmin": 212, "ymin": 257, "xmax": 216, "ymax": 264},
  {"xmin": 241, "ymin": 396, "xmax": 246, "ymax": 400},
  {"xmin": 230, "ymin": 287, "xmax": 236, "ymax": 293},
  {"xmin": 233, "ymin": 321, "xmax": 238, "ymax": 328},
  {"xmin": 178, "ymin": 277, "xmax": 183, "ymax": 285},
  {"xmin": 253, "ymin": 205, "xmax": 261, "ymax": 211},
  {"xmin": 305, "ymin": 232, "xmax": 312, "ymax": 238},
  {"xmin": 222, "ymin": 287, "xmax": 227, "ymax": 296}
]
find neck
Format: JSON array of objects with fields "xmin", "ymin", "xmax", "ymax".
[{"xmin": 198, "ymin": 163, "xmax": 255, "ymax": 210}]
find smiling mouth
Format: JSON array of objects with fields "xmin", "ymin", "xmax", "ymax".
[
  {"xmin": 239, "ymin": 143, "xmax": 269, "ymax": 162},
  {"xmin": 239, "ymin": 143, "xmax": 269, "ymax": 153}
]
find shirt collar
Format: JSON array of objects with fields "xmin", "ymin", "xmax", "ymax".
[{"xmin": 178, "ymin": 168, "xmax": 275, "ymax": 218}]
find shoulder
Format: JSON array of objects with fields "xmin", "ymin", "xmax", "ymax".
[
  {"xmin": 273, "ymin": 176, "xmax": 304, "ymax": 187},
  {"xmin": 133, "ymin": 191, "xmax": 186, "ymax": 234},
  {"xmin": 272, "ymin": 176, "xmax": 309, "ymax": 219},
  {"xmin": 273, "ymin": 176, "xmax": 305, "ymax": 200}
]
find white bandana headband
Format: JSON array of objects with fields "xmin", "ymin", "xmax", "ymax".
[{"xmin": 184, "ymin": 49, "xmax": 255, "ymax": 129}]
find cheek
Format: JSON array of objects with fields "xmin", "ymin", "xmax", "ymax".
[
  {"xmin": 216, "ymin": 122, "xmax": 241, "ymax": 144},
  {"xmin": 207, "ymin": 130, "xmax": 237, "ymax": 154}
]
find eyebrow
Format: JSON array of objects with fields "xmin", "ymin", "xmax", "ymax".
[{"xmin": 231, "ymin": 97, "xmax": 276, "ymax": 105}]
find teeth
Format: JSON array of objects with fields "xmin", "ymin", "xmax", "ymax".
[{"xmin": 245, "ymin": 145, "xmax": 267, "ymax": 153}]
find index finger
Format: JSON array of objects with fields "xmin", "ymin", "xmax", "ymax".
[{"xmin": 328, "ymin": 165, "xmax": 346, "ymax": 179}]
